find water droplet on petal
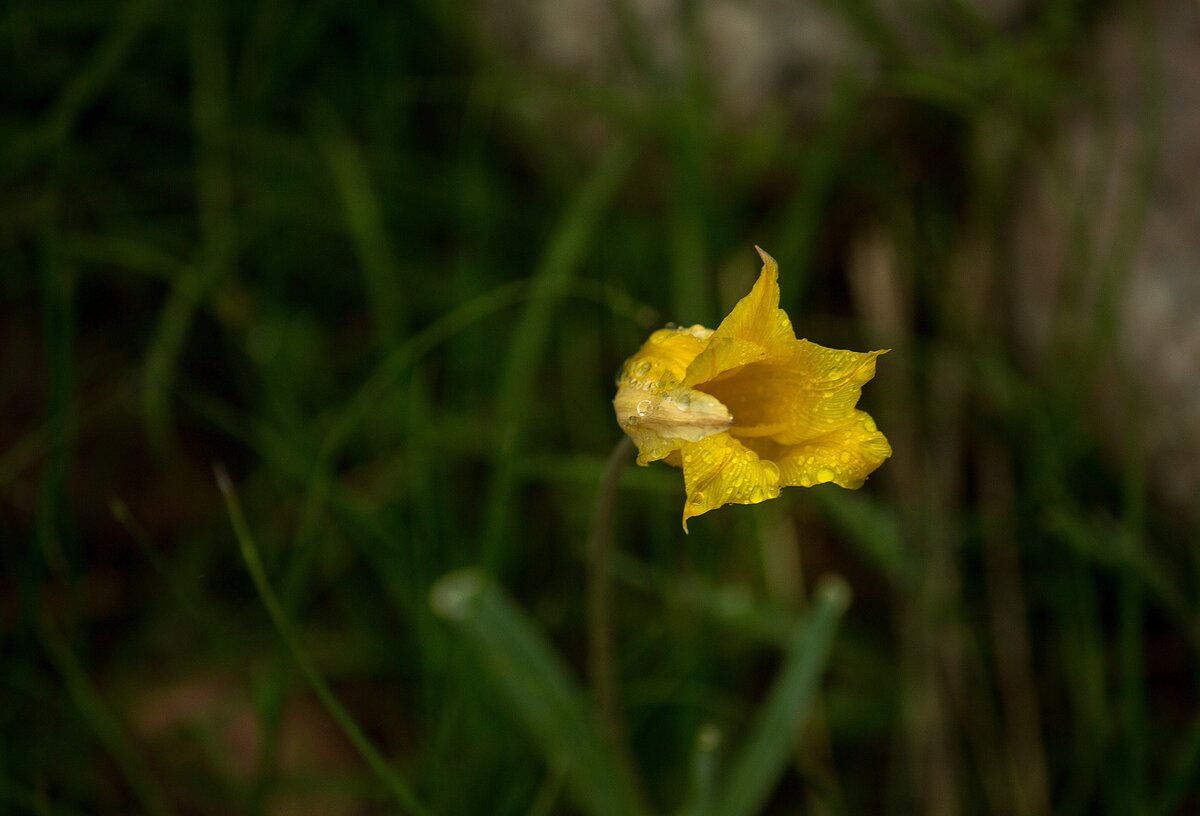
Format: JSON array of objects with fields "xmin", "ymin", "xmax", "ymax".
[
  {"xmin": 691, "ymin": 492, "xmax": 706, "ymax": 505},
  {"xmin": 634, "ymin": 360, "xmax": 652, "ymax": 377},
  {"xmin": 749, "ymin": 486, "xmax": 765, "ymax": 502},
  {"xmin": 817, "ymin": 467, "xmax": 835, "ymax": 483},
  {"xmin": 636, "ymin": 399, "xmax": 652, "ymax": 416},
  {"xmin": 626, "ymin": 415, "xmax": 639, "ymax": 426},
  {"xmin": 677, "ymin": 393, "xmax": 692, "ymax": 408}
]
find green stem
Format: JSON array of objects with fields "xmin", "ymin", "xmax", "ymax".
[{"xmin": 586, "ymin": 437, "xmax": 635, "ymax": 768}]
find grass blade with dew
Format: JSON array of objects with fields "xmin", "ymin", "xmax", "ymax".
[
  {"xmin": 681, "ymin": 724, "xmax": 723, "ymax": 816},
  {"xmin": 431, "ymin": 568, "xmax": 648, "ymax": 816},
  {"xmin": 711, "ymin": 576, "xmax": 851, "ymax": 816}
]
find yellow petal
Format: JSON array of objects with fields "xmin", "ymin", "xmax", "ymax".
[
  {"xmin": 772, "ymin": 410, "xmax": 892, "ymax": 489},
  {"xmin": 683, "ymin": 247, "xmax": 795, "ymax": 388},
  {"xmin": 620, "ymin": 325, "xmax": 712, "ymax": 388},
  {"xmin": 614, "ymin": 325, "xmax": 733, "ymax": 465},
  {"xmin": 679, "ymin": 432, "xmax": 782, "ymax": 531},
  {"xmin": 701, "ymin": 342, "xmax": 886, "ymax": 446}
]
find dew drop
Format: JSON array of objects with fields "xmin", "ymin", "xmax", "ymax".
[
  {"xmin": 636, "ymin": 399, "xmax": 652, "ymax": 416},
  {"xmin": 840, "ymin": 452, "xmax": 852, "ymax": 463},
  {"xmin": 626, "ymin": 415, "xmax": 639, "ymax": 426},
  {"xmin": 634, "ymin": 360, "xmax": 652, "ymax": 377},
  {"xmin": 430, "ymin": 569, "xmax": 484, "ymax": 621},
  {"xmin": 749, "ymin": 486, "xmax": 765, "ymax": 502},
  {"xmin": 691, "ymin": 491, "xmax": 706, "ymax": 505},
  {"xmin": 762, "ymin": 461, "xmax": 780, "ymax": 481},
  {"xmin": 677, "ymin": 393, "xmax": 692, "ymax": 408},
  {"xmin": 799, "ymin": 474, "xmax": 813, "ymax": 487},
  {"xmin": 817, "ymin": 467, "xmax": 835, "ymax": 483}
]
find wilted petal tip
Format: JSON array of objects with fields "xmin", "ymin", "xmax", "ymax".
[{"xmin": 754, "ymin": 245, "xmax": 777, "ymax": 271}]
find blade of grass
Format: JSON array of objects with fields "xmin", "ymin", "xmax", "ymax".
[
  {"xmin": 430, "ymin": 568, "xmax": 648, "ymax": 816},
  {"xmin": 109, "ymin": 499, "xmax": 227, "ymax": 652},
  {"xmin": 1054, "ymin": 560, "xmax": 1108, "ymax": 816},
  {"xmin": 4, "ymin": 0, "xmax": 162, "ymax": 181},
  {"xmin": 1155, "ymin": 706, "xmax": 1200, "ymax": 816},
  {"xmin": 811, "ymin": 488, "xmax": 916, "ymax": 589},
  {"xmin": 711, "ymin": 576, "xmax": 851, "ymax": 816},
  {"xmin": 214, "ymin": 465, "xmax": 431, "ymax": 816},
  {"xmin": 320, "ymin": 277, "xmax": 653, "ymax": 457},
  {"xmin": 36, "ymin": 227, "xmax": 74, "ymax": 585},
  {"xmin": 682, "ymin": 724, "xmax": 723, "ymax": 816},
  {"xmin": 61, "ymin": 232, "xmax": 187, "ymax": 280},
  {"xmin": 770, "ymin": 79, "xmax": 857, "ymax": 292},
  {"xmin": 143, "ymin": 2, "xmax": 236, "ymax": 453},
  {"xmin": 1117, "ymin": 389, "xmax": 1149, "ymax": 816},
  {"xmin": 309, "ymin": 98, "xmax": 404, "ymax": 346},
  {"xmin": 0, "ymin": 772, "xmax": 89, "ymax": 816},
  {"xmin": 480, "ymin": 139, "xmax": 637, "ymax": 571},
  {"xmin": 1116, "ymin": 545, "xmax": 1145, "ymax": 816},
  {"xmin": 608, "ymin": 549, "xmax": 795, "ymax": 647},
  {"xmin": 278, "ymin": 278, "xmax": 653, "ymax": 633},
  {"xmin": 39, "ymin": 614, "xmax": 177, "ymax": 816}
]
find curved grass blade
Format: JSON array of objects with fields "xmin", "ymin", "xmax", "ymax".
[
  {"xmin": 309, "ymin": 98, "xmax": 404, "ymax": 347},
  {"xmin": 39, "ymin": 615, "xmax": 178, "ymax": 816},
  {"xmin": 431, "ymin": 569, "xmax": 647, "ymax": 816},
  {"xmin": 215, "ymin": 465, "xmax": 430, "ymax": 816},
  {"xmin": 480, "ymin": 139, "xmax": 637, "ymax": 570}
]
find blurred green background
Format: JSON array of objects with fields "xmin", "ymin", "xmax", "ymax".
[{"xmin": 4, "ymin": 0, "xmax": 1200, "ymax": 813}]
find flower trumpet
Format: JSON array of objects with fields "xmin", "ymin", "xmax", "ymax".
[{"xmin": 613, "ymin": 247, "xmax": 891, "ymax": 530}]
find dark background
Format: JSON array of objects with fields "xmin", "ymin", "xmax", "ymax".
[{"xmin": 3, "ymin": 1, "xmax": 1199, "ymax": 814}]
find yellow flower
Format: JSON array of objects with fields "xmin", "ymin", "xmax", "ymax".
[{"xmin": 613, "ymin": 247, "xmax": 891, "ymax": 530}]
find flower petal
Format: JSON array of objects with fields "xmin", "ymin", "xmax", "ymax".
[
  {"xmin": 679, "ymin": 432, "xmax": 782, "ymax": 531},
  {"xmin": 614, "ymin": 325, "xmax": 733, "ymax": 465},
  {"xmin": 701, "ymin": 342, "xmax": 886, "ymax": 446},
  {"xmin": 620, "ymin": 325, "xmax": 712, "ymax": 389},
  {"xmin": 683, "ymin": 247, "xmax": 795, "ymax": 388},
  {"xmin": 772, "ymin": 410, "xmax": 892, "ymax": 489}
]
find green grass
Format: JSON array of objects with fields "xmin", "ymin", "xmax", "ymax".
[{"xmin": 2, "ymin": 0, "xmax": 1195, "ymax": 813}]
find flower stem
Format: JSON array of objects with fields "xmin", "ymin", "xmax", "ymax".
[{"xmin": 587, "ymin": 437, "xmax": 636, "ymax": 779}]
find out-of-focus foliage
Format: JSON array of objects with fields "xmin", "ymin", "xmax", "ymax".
[{"xmin": 3, "ymin": 1, "xmax": 1197, "ymax": 814}]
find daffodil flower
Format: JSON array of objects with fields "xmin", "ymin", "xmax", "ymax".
[{"xmin": 613, "ymin": 247, "xmax": 891, "ymax": 530}]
